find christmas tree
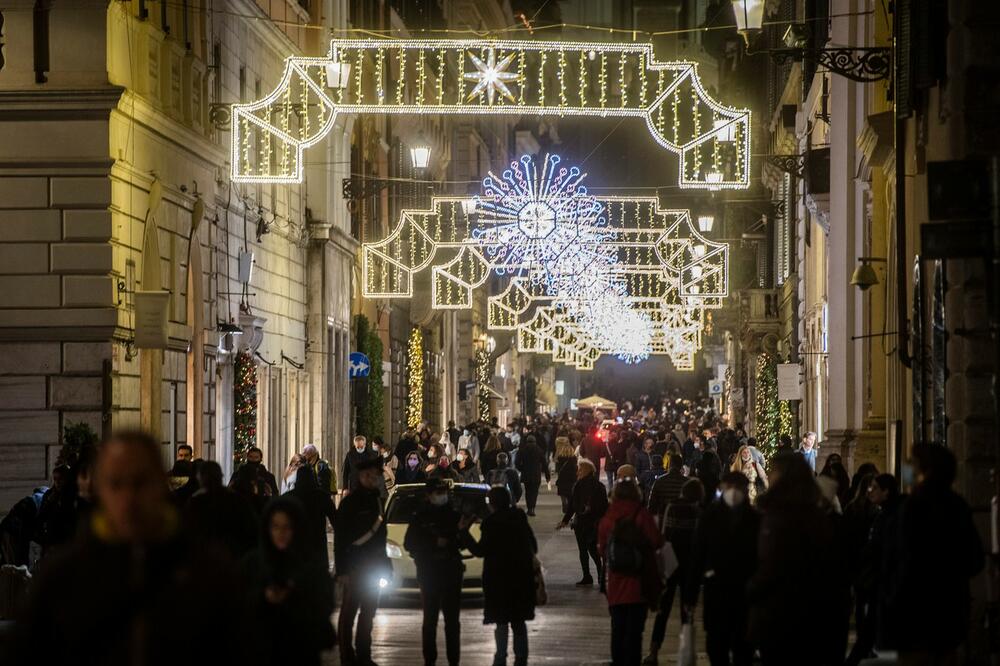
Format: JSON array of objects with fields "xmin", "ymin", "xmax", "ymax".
[{"xmin": 234, "ymin": 349, "xmax": 257, "ymax": 463}]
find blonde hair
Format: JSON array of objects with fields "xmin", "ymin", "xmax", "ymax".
[
  {"xmin": 484, "ymin": 435, "xmax": 502, "ymax": 453},
  {"xmin": 555, "ymin": 436, "xmax": 574, "ymax": 459},
  {"xmin": 731, "ymin": 445, "xmax": 753, "ymax": 472}
]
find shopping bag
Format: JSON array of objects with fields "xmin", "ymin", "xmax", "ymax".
[
  {"xmin": 533, "ymin": 556, "xmax": 548, "ymax": 606},
  {"xmin": 656, "ymin": 542, "xmax": 679, "ymax": 579},
  {"xmin": 677, "ymin": 622, "xmax": 696, "ymax": 666}
]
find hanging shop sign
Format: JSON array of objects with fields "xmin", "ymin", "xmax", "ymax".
[{"xmin": 231, "ymin": 39, "xmax": 751, "ymax": 190}]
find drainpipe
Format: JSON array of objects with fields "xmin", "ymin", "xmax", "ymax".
[{"xmin": 895, "ymin": 116, "xmax": 911, "ymax": 370}]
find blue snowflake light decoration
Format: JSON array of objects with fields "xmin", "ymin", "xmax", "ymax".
[{"xmin": 473, "ymin": 154, "xmax": 611, "ymax": 291}]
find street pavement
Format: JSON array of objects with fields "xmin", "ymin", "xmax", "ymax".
[{"xmin": 324, "ymin": 483, "xmax": 707, "ymax": 665}]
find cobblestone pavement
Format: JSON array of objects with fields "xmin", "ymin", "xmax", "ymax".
[{"xmin": 324, "ymin": 483, "xmax": 707, "ymax": 665}]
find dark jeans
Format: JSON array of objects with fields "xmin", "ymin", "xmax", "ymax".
[
  {"xmin": 494, "ymin": 620, "xmax": 528, "ymax": 666},
  {"xmin": 610, "ymin": 603, "xmax": 648, "ymax": 665},
  {"xmin": 524, "ymin": 480, "xmax": 541, "ymax": 513},
  {"xmin": 650, "ymin": 569, "xmax": 688, "ymax": 647},
  {"xmin": 419, "ymin": 569, "xmax": 463, "ymax": 665},
  {"xmin": 338, "ymin": 573, "xmax": 379, "ymax": 664},
  {"xmin": 574, "ymin": 526, "xmax": 603, "ymax": 583}
]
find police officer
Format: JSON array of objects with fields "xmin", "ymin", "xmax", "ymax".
[
  {"xmin": 334, "ymin": 457, "xmax": 389, "ymax": 666},
  {"xmin": 404, "ymin": 478, "xmax": 465, "ymax": 666}
]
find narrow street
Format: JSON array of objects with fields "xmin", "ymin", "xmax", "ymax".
[{"xmin": 325, "ymin": 485, "xmax": 704, "ymax": 665}]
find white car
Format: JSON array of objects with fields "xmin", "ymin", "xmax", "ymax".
[{"xmin": 382, "ymin": 481, "xmax": 489, "ymax": 596}]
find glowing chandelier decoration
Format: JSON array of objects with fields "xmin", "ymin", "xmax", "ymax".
[
  {"xmin": 472, "ymin": 153, "xmax": 616, "ymax": 297},
  {"xmin": 230, "ymin": 39, "xmax": 751, "ymax": 190}
]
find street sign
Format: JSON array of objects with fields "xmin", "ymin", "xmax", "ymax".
[
  {"xmin": 349, "ymin": 352, "xmax": 371, "ymax": 378},
  {"xmin": 708, "ymin": 380, "xmax": 723, "ymax": 396}
]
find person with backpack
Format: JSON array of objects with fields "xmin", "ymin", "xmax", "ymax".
[
  {"xmin": 598, "ymin": 467, "xmax": 664, "ymax": 665},
  {"xmin": 486, "ymin": 452, "xmax": 522, "ymax": 505}
]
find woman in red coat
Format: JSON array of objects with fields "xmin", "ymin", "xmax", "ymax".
[{"xmin": 598, "ymin": 466, "xmax": 664, "ymax": 665}]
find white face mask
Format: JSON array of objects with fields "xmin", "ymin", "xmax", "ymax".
[
  {"xmin": 355, "ymin": 445, "xmax": 365, "ymax": 453},
  {"xmin": 430, "ymin": 493, "xmax": 449, "ymax": 507},
  {"xmin": 457, "ymin": 454, "xmax": 466, "ymax": 462},
  {"xmin": 722, "ymin": 488, "xmax": 745, "ymax": 508}
]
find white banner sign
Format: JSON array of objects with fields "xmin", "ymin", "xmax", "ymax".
[{"xmin": 777, "ymin": 363, "xmax": 802, "ymax": 401}]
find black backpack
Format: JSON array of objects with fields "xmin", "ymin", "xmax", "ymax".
[{"xmin": 606, "ymin": 507, "xmax": 644, "ymax": 575}]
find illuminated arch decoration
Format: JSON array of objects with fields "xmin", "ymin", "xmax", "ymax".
[
  {"xmin": 362, "ymin": 194, "xmax": 728, "ymax": 309},
  {"xmin": 516, "ymin": 304, "xmax": 702, "ymax": 371},
  {"xmin": 231, "ymin": 39, "xmax": 751, "ymax": 190}
]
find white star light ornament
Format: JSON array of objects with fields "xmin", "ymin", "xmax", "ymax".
[{"xmin": 464, "ymin": 49, "xmax": 519, "ymax": 104}]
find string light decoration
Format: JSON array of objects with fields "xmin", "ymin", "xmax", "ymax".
[
  {"xmin": 472, "ymin": 154, "xmax": 613, "ymax": 294},
  {"xmin": 753, "ymin": 352, "xmax": 787, "ymax": 459},
  {"xmin": 234, "ymin": 350, "xmax": 257, "ymax": 462},
  {"xmin": 359, "ymin": 154, "xmax": 728, "ymax": 367},
  {"xmin": 362, "ymin": 192, "xmax": 728, "ymax": 307},
  {"xmin": 406, "ymin": 327, "xmax": 424, "ymax": 429},
  {"xmin": 475, "ymin": 348, "xmax": 491, "ymax": 421},
  {"xmin": 231, "ymin": 39, "xmax": 751, "ymax": 189}
]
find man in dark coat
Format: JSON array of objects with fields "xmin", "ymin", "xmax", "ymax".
[
  {"xmin": 487, "ymin": 452, "xmax": 522, "ymax": 505},
  {"xmin": 514, "ymin": 435, "xmax": 549, "ymax": 516},
  {"xmin": 648, "ymin": 454, "xmax": 686, "ymax": 519},
  {"xmin": 342, "ymin": 435, "xmax": 378, "ymax": 496},
  {"xmin": 334, "ymin": 457, "xmax": 390, "ymax": 666},
  {"xmin": 287, "ymin": 466, "xmax": 337, "ymax": 568},
  {"xmin": 462, "ymin": 486, "xmax": 537, "ymax": 666},
  {"xmin": 683, "ymin": 472, "xmax": 760, "ymax": 666},
  {"xmin": 185, "ymin": 460, "xmax": 259, "ymax": 563},
  {"xmin": 11, "ymin": 430, "xmax": 245, "ymax": 666},
  {"xmin": 302, "ymin": 443, "xmax": 336, "ymax": 494},
  {"xmin": 747, "ymin": 453, "xmax": 847, "ymax": 665},
  {"xmin": 882, "ymin": 444, "xmax": 984, "ymax": 662},
  {"xmin": 404, "ymin": 478, "xmax": 465, "ymax": 666}
]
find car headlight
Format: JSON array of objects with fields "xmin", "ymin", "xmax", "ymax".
[{"xmin": 386, "ymin": 541, "xmax": 403, "ymax": 559}]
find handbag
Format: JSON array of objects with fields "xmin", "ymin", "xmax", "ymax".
[
  {"xmin": 533, "ymin": 556, "xmax": 548, "ymax": 606},
  {"xmin": 656, "ymin": 542, "xmax": 679, "ymax": 579},
  {"xmin": 677, "ymin": 622, "xmax": 697, "ymax": 666}
]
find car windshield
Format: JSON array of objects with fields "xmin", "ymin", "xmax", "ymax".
[{"xmin": 386, "ymin": 486, "xmax": 489, "ymax": 524}]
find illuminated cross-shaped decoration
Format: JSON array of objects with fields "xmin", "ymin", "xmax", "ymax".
[{"xmin": 464, "ymin": 49, "xmax": 519, "ymax": 104}]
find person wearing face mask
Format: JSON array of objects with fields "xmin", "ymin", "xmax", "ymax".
[
  {"xmin": 681, "ymin": 472, "xmax": 760, "ymax": 666},
  {"xmin": 372, "ymin": 437, "xmax": 397, "ymax": 495},
  {"xmin": 398, "ymin": 451, "xmax": 427, "ymax": 485},
  {"xmin": 404, "ymin": 478, "xmax": 466, "ymax": 666},
  {"xmin": 451, "ymin": 448, "xmax": 481, "ymax": 483},
  {"xmin": 341, "ymin": 436, "xmax": 378, "ymax": 497}
]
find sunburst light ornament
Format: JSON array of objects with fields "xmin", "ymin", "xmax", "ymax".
[
  {"xmin": 464, "ymin": 49, "xmax": 519, "ymax": 104},
  {"xmin": 472, "ymin": 154, "xmax": 610, "ymax": 291}
]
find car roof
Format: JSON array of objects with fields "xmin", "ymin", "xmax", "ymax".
[{"xmin": 391, "ymin": 482, "xmax": 490, "ymax": 494}]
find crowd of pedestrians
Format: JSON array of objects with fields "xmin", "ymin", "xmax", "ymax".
[{"xmin": 0, "ymin": 394, "xmax": 987, "ymax": 666}]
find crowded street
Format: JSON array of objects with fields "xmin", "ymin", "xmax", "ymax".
[
  {"xmin": 349, "ymin": 489, "xmax": 677, "ymax": 666},
  {"xmin": 1, "ymin": 0, "xmax": 999, "ymax": 664}
]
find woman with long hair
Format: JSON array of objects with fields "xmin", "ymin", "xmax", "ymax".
[
  {"xmin": 241, "ymin": 498, "xmax": 335, "ymax": 666},
  {"xmin": 280, "ymin": 453, "xmax": 302, "ymax": 495},
  {"xmin": 397, "ymin": 450, "xmax": 426, "ymax": 485},
  {"xmin": 731, "ymin": 445, "xmax": 768, "ymax": 504},
  {"xmin": 461, "ymin": 486, "xmax": 538, "ymax": 666},
  {"xmin": 480, "ymin": 435, "xmax": 503, "ymax": 478},
  {"xmin": 554, "ymin": 437, "xmax": 578, "ymax": 513},
  {"xmin": 451, "ymin": 448, "xmax": 481, "ymax": 483}
]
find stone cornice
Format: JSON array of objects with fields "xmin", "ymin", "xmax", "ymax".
[{"xmin": 0, "ymin": 87, "xmax": 125, "ymax": 120}]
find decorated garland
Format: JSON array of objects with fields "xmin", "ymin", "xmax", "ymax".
[
  {"xmin": 234, "ymin": 349, "xmax": 257, "ymax": 462},
  {"xmin": 406, "ymin": 327, "xmax": 424, "ymax": 429}
]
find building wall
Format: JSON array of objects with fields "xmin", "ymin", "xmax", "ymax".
[{"xmin": 0, "ymin": 0, "xmax": 348, "ymax": 505}]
